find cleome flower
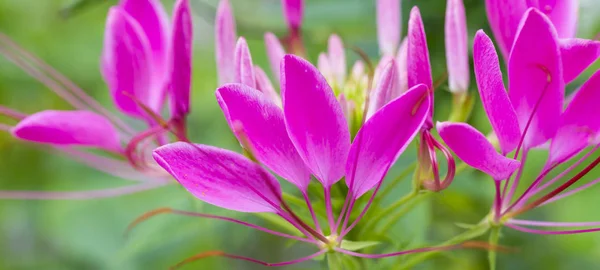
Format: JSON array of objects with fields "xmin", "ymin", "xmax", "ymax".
[
  {"xmin": 148, "ymin": 54, "xmax": 496, "ymax": 268},
  {"xmin": 0, "ymin": 0, "xmax": 193, "ymax": 199},
  {"xmin": 439, "ymin": 8, "xmax": 600, "ymax": 237}
]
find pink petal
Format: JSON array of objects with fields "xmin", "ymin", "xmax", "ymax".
[
  {"xmin": 549, "ymin": 70, "xmax": 600, "ymax": 164},
  {"xmin": 12, "ymin": 110, "xmax": 121, "ymax": 152},
  {"xmin": 282, "ymin": 0, "xmax": 303, "ymax": 30},
  {"xmin": 508, "ymin": 8, "xmax": 564, "ymax": 149},
  {"xmin": 101, "ymin": 7, "xmax": 155, "ymax": 119},
  {"xmin": 437, "ymin": 122, "xmax": 521, "ymax": 181},
  {"xmin": 367, "ymin": 59, "xmax": 399, "ymax": 119},
  {"xmin": 376, "ymin": 0, "xmax": 401, "ymax": 56},
  {"xmin": 216, "ymin": 83, "xmax": 309, "ymax": 190},
  {"xmin": 560, "ymin": 38, "xmax": 600, "ymax": 84},
  {"xmin": 347, "ymin": 84, "xmax": 430, "ymax": 198},
  {"xmin": 350, "ymin": 60, "xmax": 365, "ymax": 81},
  {"xmin": 328, "ymin": 34, "xmax": 347, "ymax": 88},
  {"xmin": 119, "ymin": 0, "xmax": 169, "ymax": 74},
  {"xmin": 234, "ymin": 37, "xmax": 256, "ymax": 88},
  {"xmin": 473, "ymin": 30, "xmax": 521, "ymax": 155},
  {"xmin": 281, "ymin": 55, "xmax": 351, "ymax": 187},
  {"xmin": 445, "ymin": 0, "xmax": 470, "ymax": 93},
  {"xmin": 396, "ymin": 39, "xmax": 409, "ymax": 96},
  {"xmin": 317, "ymin": 52, "xmax": 332, "ymax": 82},
  {"xmin": 215, "ymin": 0, "xmax": 237, "ymax": 85},
  {"xmin": 485, "ymin": 0, "xmax": 578, "ymax": 59},
  {"xmin": 169, "ymin": 0, "xmax": 192, "ymax": 119},
  {"xmin": 264, "ymin": 32, "xmax": 286, "ymax": 83},
  {"xmin": 153, "ymin": 142, "xmax": 282, "ymax": 213},
  {"xmin": 254, "ymin": 66, "xmax": 282, "ymax": 107},
  {"xmin": 407, "ymin": 7, "xmax": 433, "ymax": 126}
]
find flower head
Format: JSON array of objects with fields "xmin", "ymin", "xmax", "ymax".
[{"xmin": 0, "ymin": 0, "xmax": 194, "ymax": 199}]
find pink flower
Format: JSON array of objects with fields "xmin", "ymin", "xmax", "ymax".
[
  {"xmin": 439, "ymin": 9, "xmax": 600, "ymax": 235},
  {"xmin": 0, "ymin": 0, "xmax": 194, "ymax": 199}
]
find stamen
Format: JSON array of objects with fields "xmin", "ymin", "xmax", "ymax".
[
  {"xmin": 126, "ymin": 207, "xmax": 315, "ymax": 243},
  {"xmin": 170, "ymin": 249, "xmax": 327, "ymax": 269},
  {"xmin": 302, "ymin": 191, "xmax": 323, "ymax": 234},
  {"xmin": 0, "ymin": 181, "xmax": 166, "ymax": 200},
  {"xmin": 0, "ymin": 105, "xmax": 27, "ymax": 120},
  {"xmin": 507, "ymin": 223, "xmax": 600, "ymax": 235},
  {"xmin": 0, "ymin": 123, "xmax": 11, "ymax": 131},
  {"xmin": 540, "ymin": 177, "xmax": 600, "ymax": 206},
  {"xmin": 125, "ymin": 125, "xmax": 166, "ymax": 169},
  {"xmin": 508, "ymin": 219, "xmax": 600, "ymax": 228},
  {"xmin": 333, "ymin": 241, "xmax": 510, "ymax": 259}
]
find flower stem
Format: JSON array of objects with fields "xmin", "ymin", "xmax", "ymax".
[
  {"xmin": 488, "ymin": 226, "xmax": 501, "ymax": 270},
  {"xmin": 395, "ymin": 221, "xmax": 491, "ymax": 270}
]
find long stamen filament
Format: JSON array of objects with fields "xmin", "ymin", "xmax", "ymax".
[{"xmin": 170, "ymin": 249, "xmax": 326, "ymax": 269}]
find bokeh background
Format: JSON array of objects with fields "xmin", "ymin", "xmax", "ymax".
[{"xmin": 1, "ymin": 0, "xmax": 600, "ymax": 269}]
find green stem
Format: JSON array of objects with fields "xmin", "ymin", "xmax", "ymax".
[
  {"xmin": 360, "ymin": 190, "xmax": 422, "ymax": 235},
  {"xmin": 378, "ymin": 192, "xmax": 433, "ymax": 233},
  {"xmin": 396, "ymin": 221, "xmax": 491, "ymax": 270},
  {"xmin": 378, "ymin": 163, "xmax": 417, "ymax": 200},
  {"xmin": 488, "ymin": 226, "xmax": 501, "ymax": 270}
]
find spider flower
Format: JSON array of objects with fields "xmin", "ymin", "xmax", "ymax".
[
  {"xmin": 0, "ymin": 0, "xmax": 194, "ymax": 199},
  {"xmin": 439, "ymin": 9, "xmax": 600, "ymax": 236},
  {"xmin": 149, "ymin": 55, "xmax": 496, "ymax": 268},
  {"xmin": 485, "ymin": 0, "xmax": 600, "ymax": 85}
]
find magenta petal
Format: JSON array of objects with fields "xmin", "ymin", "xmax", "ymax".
[
  {"xmin": 119, "ymin": 0, "xmax": 169, "ymax": 74},
  {"xmin": 508, "ymin": 8, "xmax": 564, "ymax": 149},
  {"xmin": 549, "ymin": 70, "xmax": 600, "ymax": 164},
  {"xmin": 437, "ymin": 122, "xmax": 521, "ymax": 181},
  {"xmin": 101, "ymin": 7, "xmax": 154, "ymax": 119},
  {"xmin": 473, "ymin": 30, "xmax": 521, "ymax": 155},
  {"xmin": 560, "ymin": 38, "xmax": 600, "ymax": 84},
  {"xmin": 254, "ymin": 66, "xmax": 282, "ymax": 106},
  {"xmin": 347, "ymin": 85, "xmax": 430, "ymax": 198},
  {"xmin": 264, "ymin": 32, "xmax": 286, "ymax": 83},
  {"xmin": 539, "ymin": 0, "xmax": 578, "ymax": 40},
  {"xmin": 169, "ymin": 0, "xmax": 192, "ymax": 119},
  {"xmin": 445, "ymin": 0, "xmax": 470, "ymax": 93},
  {"xmin": 215, "ymin": 0, "xmax": 237, "ymax": 85},
  {"xmin": 281, "ymin": 55, "xmax": 351, "ymax": 187},
  {"xmin": 376, "ymin": 0, "xmax": 401, "ymax": 56},
  {"xmin": 216, "ymin": 84, "xmax": 309, "ymax": 190},
  {"xmin": 396, "ymin": 39, "xmax": 409, "ymax": 96},
  {"xmin": 407, "ymin": 7, "xmax": 433, "ymax": 91},
  {"xmin": 328, "ymin": 34, "xmax": 347, "ymax": 88},
  {"xmin": 234, "ymin": 37, "xmax": 256, "ymax": 88},
  {"xmin": 367, "ymin": 59, "xmax": 399, "ymax": 119},
  {"xmin": 154, "ymin": 142, "xmax": 282, "ymax": 213},
  {"xmin": 282, "ymin": 0, "xmax": 303, "ymax": 30},
  {"xmin": 12, "ymin": 110, "xmax": 121, "ymax": 152}
]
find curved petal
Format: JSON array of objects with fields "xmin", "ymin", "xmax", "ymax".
[
  {"xmin": 473, "ymin": 30, "xmax": 521, "ymax": 155},
  {"xmin": 153, "ymin": 142, "xmax": 282, "ymax": 213},
  {"xmin": 234, "ymin": 37, "xmax": 256, "ymax": 88},
  {"xmin": 347, "ymin": 85, "xmax": 430, "ymax": 198},
  {"xmin": 119, "ymin": 0, "xmax": 169, "ymax": 73},
  {"xmin": 437, "ymin": 122, "xmax": 521, "ymax": 181},
  {"xmin": 445, "ymin": 0, "xmax": 470, "ymax": 93},
  {"xmin": 101, "ymin": 7, "xmax": 154, "ymax": 119},
  {"xmin": 282, "ymin": 0, "xmax": 303, "ymax": 30},
  {"xmin": 216, "ymin": 84, "xmax": 309, "ymax": 189},
  {"xmin": 560, "ymin": 38, "xmax": 600, "ymax": 84},
  {"xmin": 254, "ymin": 66, "xmax": 282, "ymax": 106},
  {"xmin": 12, "ymin": 110, "xmax": 121, "ymax": 152},
  {"xmin": 508, "ymin": 8, "xmax": 564, "ymax": 149},
  {"xmin": 376, "ymin": 0, "xmax": 401, "ymax": 56},
  {"xmin": 407, "ymin": 7, "xmax": 433, "ymax": 127},
  {"xmin": 367, "ymin": 59, "xmax": 399, "ymax": 119},
  {"xmin": 215, "ymin": 0, "xmax": 237, "ymax": 84},
  {"xmin": 485, "ymin": 0, "xmax": 578, "ymax": 59},
  {"xmin": 328, "ymin": 34, "xmax": 347, "ymax": 88},
  {"xmin": 549, "ymin": 70, "xmax": 600, "ymax": 164},
  {"xmin": 264, "ymin": 32, "xmax": 286, "ymax": 83},
  {"xmin": 169, "ymin": 0, "xmax": 193, "ymax": 119},
  {"xmin": 281, "ymin": 55, "xmax": 351, "ymax": 187}
]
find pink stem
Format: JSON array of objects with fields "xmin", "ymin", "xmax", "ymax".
[
  {"xmin": 277, "ymin": 212, "xmax": 318, "ymax": 242},
  {"xmin": 541, "ymin": 177, "xmax": 600, "ymax": 206},
  {"xmin": 0, "ymin": 123, "xmax": 11, "ymax": 131},
  {"xmin": 222, "ymin": 249, "xmax": 326, "ymax": 267},
  {"xmin": 502, "ymin": 151, "xmax": 528, "ymax": 209},
  {"xmin": 302, "ymin": 191, "xmax": 322, "ymax": 234},
  {"xmin": 0, "ymin": 105, "xmax": 27, "ymax": 120},
  {"xmin": 170, "ymin": 210, "xmax": 316, "ymax": 243},
  {"xmin": 339, "ymin": 199, "xmax": 356, "ymax": 236},
  {"xmin": 339, "ymin": 181, "xmax": 384, "ymax": 239},
  {"xmin": 507, "ymin": 223, "xmax": 600, "ymax": 234},
  {"xmin": 324, "ymin": 187, "xmax": 336, "ymax": 233},
  {"xmin": 334, "ymin": 244, "xmax": 459, "ymax": 259},
  {"xmin": 508, "ymin": 219, "xmax": 600, "ymax": 228},
  {"xmin": 504, "ymin": 161, "xmax": 556, "ymax": 215},
  {"xmin": 0, "ymin": 181, "xmax": 166, "ymax": 200},
  {"xmin": 493, "ymin": 181, "xmax": 502, "ymax": 220},
  {"xmin": 334, "ymin": 189, "xmax": 352, "ymax": 233}
]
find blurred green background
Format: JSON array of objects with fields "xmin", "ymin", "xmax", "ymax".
[{"xmin": 1, "ymin": 0, "xmax": 600, "ymax": 269}]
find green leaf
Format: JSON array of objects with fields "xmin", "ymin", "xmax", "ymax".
[{"xmin": 340, "ymin": 240, "xmax": 380, "ymax": 251}]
